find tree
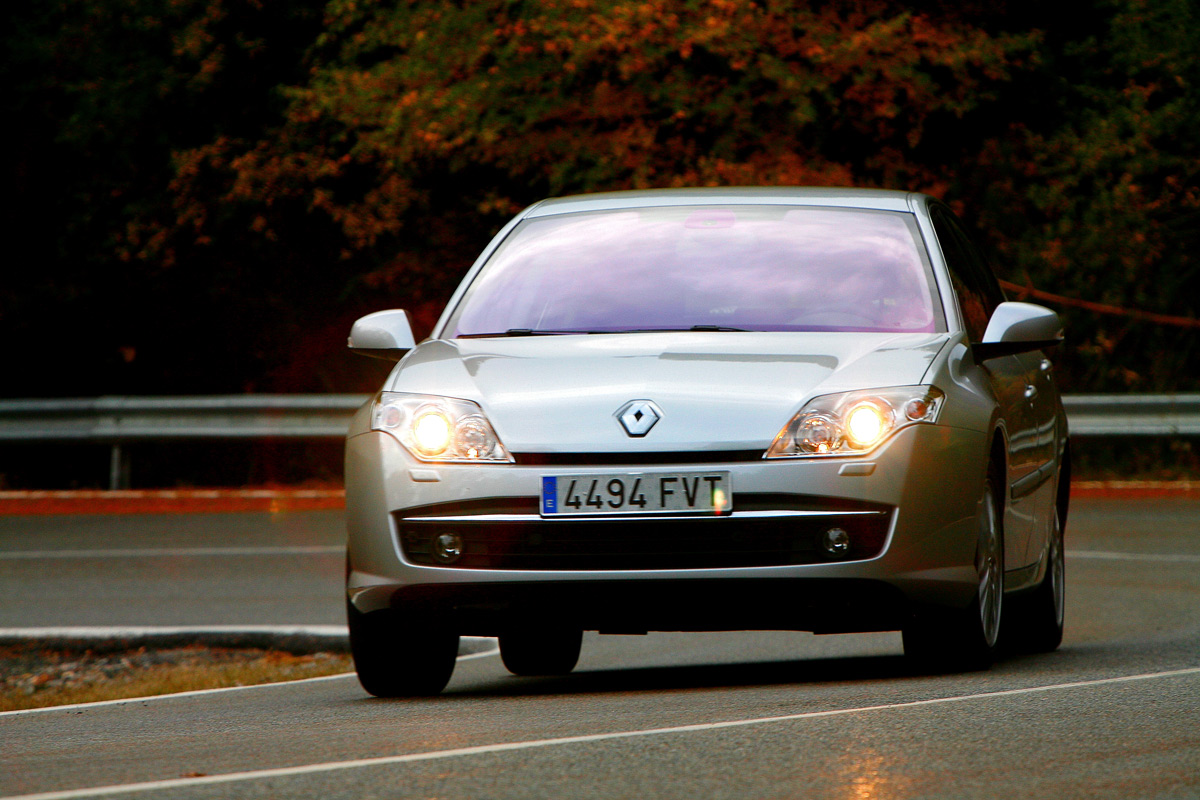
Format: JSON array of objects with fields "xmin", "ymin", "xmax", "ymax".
[
  {"xmin": 970, "ymin": 0, "xmax": 1200, "ymax": 390},
  {"xmin": 3, "ymin": 0, "xmax": 328, "ymax": 395},
  {"xmin": 5, "ymin": 0, "xmax": 1197, "ymax": 398},
  {"xmin": 164, "ymin": 0, "xmax": 1039, "ymax": 362}
]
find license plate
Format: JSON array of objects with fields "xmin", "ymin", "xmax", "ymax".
[{"xmin": 541, "ymin": 472, "xmax": 732, "ymax": 516}]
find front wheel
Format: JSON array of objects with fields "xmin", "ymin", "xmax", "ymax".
[
  {"xmin": 347, "ymin": 598, "xmax": 459, "ymax": 697},
  {"xmin": 499, "ymin": 628, "xmax": 583, "ymax": 676},
  {"xmin": 904, "ymin": 464, "xmax": 1004, "ymax": 671}
]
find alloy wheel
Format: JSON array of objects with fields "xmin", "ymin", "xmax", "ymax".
[{"xmin": 977, "ymin": 481, "xmax": 1003, "ymax": 649}]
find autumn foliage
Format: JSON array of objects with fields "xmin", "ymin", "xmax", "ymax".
[{"xmin": 5, "ymin": 0, "xmax": 1199, "ymax": 395}]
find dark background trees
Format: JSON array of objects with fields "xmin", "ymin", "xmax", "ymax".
[{"xmin": 4, "ymin": 0, "xmax": 1198, "ymax": 484}]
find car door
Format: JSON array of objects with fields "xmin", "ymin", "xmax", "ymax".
[
  {"xmin": 1012, "ymin": 346, "xmax": 1062, "ymax": 567},
  {"xmin": 930, "ymin": 206, "xmax": 1038, "ymax": 570},
  {"xmin": 951, "ymin": 217, "xmax": 1061, "ymax": 569}
]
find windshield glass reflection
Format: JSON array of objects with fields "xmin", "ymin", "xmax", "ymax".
[{"xmin": 450, "ymin": 206, "xmax": 941, "ymax": 337}]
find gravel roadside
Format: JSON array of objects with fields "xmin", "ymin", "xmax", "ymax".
[{"xmin": 0, "ymin": 632, "xmax": 493, "ymax": 712}]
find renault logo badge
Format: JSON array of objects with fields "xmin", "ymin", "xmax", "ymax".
[{"xmin": 616, "ymin": 400, "xmax": 662, "ymax": 437}]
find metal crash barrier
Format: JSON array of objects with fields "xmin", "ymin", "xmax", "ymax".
[
  {"xmin": 0, "ymin": 395, "xmax": 368, "ymax": 489},
  {"xmin": 0, "ymin": 394, "xmax": 1197, "ymax": 490}
]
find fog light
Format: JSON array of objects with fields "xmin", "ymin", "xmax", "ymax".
[
  {"xmin": 433, "ymin": 532, "xmax": 464, "ymax": 564},
  {"xmin": 821, "ymin": 527, "xmax": 851, "ymax": 558}
]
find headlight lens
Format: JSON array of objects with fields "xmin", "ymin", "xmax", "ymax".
[
  {"xmin": 844, "ymin": 401, "xmax": 890, "ymax": 448},
  {"xmin": 372, "ymin": 392, "xmax": 513, "ymax": 463},
  {"xmin": 765, "ymin": 386, "xmax": 943, "ymax": 459},
  {"xmin": 795, "ymin": 413, "xmax": 841, "ymax": 454},
  {"xmin": 412, "ymin": 409, "xmax": 453, "ymax": 456}
]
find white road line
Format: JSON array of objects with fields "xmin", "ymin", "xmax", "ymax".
[
  {"xmin": 0, "ymin": 638, "xmax": 499, "ymax": 719},
  {"xmin": 5, "ymin": 666, "xmax": 1197, "ymax": 800},
  {"xmin": 1067, "ymin": 550, "xmax": 1200, "ymax": 563},
  {"xmin": 0, "ymin": 673, "xmax": 358, "ymax": 720},
  {"xmin": 457, "ymin": 642, "xmax": 502, "ymax": 662},
  {"xmin": 0, "ymin": 546, "xmax": 345, "ymax": 559}
]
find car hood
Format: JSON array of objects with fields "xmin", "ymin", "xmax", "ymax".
[{"xmin": 388, "ymin": 332, "xmax": 950, "ymax": 452}]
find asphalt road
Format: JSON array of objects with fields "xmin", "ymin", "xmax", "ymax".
[
  {"xmin": 0, "ymin": 510, "xmax": 345, "ymax": 627},
  {"xmin": 1, "ymin": 497, "xmax": 1199, "ymax": 799}
]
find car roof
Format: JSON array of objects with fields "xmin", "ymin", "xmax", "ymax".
[{"xmin": 525, "ymin": 187, "xmax": 921, "ymax": 218}]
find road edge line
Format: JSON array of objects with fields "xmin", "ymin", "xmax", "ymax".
[
  {"xmin": 5, "ymin": 665, "xmax": 1198, "ymax": 799},
  {"xmin": 0, "ymin": 635, "xmax": 499, "ymax": 719}
]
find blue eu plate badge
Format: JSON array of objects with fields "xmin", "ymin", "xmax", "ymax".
[{"xmin": 541, "ymin": 476, "xmax": 558, "ymax": 514}]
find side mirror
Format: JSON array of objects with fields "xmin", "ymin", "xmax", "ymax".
[
  {"xmin": 973, "ymin": 301, "xmax": 1063, "ymax": 361},
  {"xmin": 349, "ymin": 309, "xmax": 417, "ymax": 360}
]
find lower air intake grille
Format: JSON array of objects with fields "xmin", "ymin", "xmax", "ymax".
[{"xmin": 397, "ymin": 507, "xmax": 891, "ymax": 571}]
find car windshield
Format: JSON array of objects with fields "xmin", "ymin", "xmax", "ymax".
[{"xmin": 447, "ymin": 205, "xmax": 942, "ymax": 337}]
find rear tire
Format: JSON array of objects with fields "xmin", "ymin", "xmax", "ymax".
[
  {"xmin": 904, "ymin": 463, "xmax": 1004, "ymax": 671},
  {"xmin": 499, "ymin": 628, "xmax": 583, "ymax": 676},
  {"xmin": 347, "ymin": 599, "xmax": 459, "ymax": 697},
  {"xmin": 1004, "ymin": 509, "xmax": 1065, "ymax": 654}
]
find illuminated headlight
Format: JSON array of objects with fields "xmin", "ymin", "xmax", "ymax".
[
  {"xmin": 371, "ymin": 392, "xmax": 513, "ymax": 463},
  {"xmin": 412, "ymin": 410, "xmax": 452, "ymax": 456},
  {"xmin": 765, "ymin": 386, "xmax": 944, "ymax": 459},
  {"xmin": 844, "ymin": 401, "xmax": 890, "ymax": 448}
]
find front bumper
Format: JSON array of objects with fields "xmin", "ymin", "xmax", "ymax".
[{"xmin": 345, "ymin": 422, "xmax": 989, "ymax": 634}]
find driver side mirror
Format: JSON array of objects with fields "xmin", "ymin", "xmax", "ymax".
[
  {"xmin": 348, "ymin": 309, "xmax": 417, "ymax": 361},
  {"xmin": 973, "ymin": 301, "xmax": 1063, "ymax": 361}
]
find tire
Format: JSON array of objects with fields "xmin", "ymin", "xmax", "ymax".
[
  {"xmin": 904, "ymin": 463, "xmax": 1005, "ymax": 671},
  {"xmin": 346, "ymin": 598, "xmax": 459, "ymax": 697},
  {"xmin": 499, "ymin": 628, "xmax": 583, "ymax": 676},
  {"xmin": 1004, "ymin": 508, "xmax": 1065, "ymax": 654}
]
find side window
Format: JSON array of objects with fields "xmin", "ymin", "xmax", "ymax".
[
  {"xmin": 932, "ymin": 208, "xmax": 991, "ymax": 342},
  {"xmin": 948, "ymin": 212, "xmax": 1006, "ymax": 312}
]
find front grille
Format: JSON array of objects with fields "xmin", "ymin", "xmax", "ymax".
[
  {"xmin": 513, "ymin": 450, "xmax": 763, "ymax": 466},
  {"xmin": 396, "ymin": 495, "xmax": 892, "ymax": 571}
]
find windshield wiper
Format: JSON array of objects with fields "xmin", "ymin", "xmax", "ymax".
[
  {"xmin": 459, "ymin": 325, "xmax": 752, "ymax": 338},
  {"xmin": 608, "ymin": 325, "xmax": 752, "ymax": 334},
  {"xmin": 458, "ymin": 328, "xmax": 593, "ymax": 338}
]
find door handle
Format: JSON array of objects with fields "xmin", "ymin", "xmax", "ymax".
[
  {"xmin": 1024, "ymin": 384, "xmax": 1038, "ymax": 400},
  {"xmin": 1040, "ymin": 359, "xmax": 1052, "ymax": 372}
]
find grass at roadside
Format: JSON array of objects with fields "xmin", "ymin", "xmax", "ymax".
[{"xmin": 0, "ymin": 643, "xmax": 353, "ymax": 712}]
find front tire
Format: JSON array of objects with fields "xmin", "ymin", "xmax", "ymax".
[
  {"xmin": 347, "ymin": 598, "xmax": 459, "ymax": 697},
  {"xmin": 904, "ymin": 464, "xmax": 1005, "ymax": 671},
  {"xmin": 499, "ymin": 628, "xmax": 583, "ymax": 676}
]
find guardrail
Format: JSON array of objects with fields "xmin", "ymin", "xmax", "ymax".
[
  {"xmin": 1063, "ymin": 395, "xmax": 1200, "ymax": 437},
  {"xmin": 0, "ymin": 396, "xmax": 368, "ymax": 490},
  {"xmin": 0, "ymin": 395, "xmax": 367, "ymax": 442},
  {"xmin": 1, "ymin": 394, "xmax": 1198, "ymax": 489}
]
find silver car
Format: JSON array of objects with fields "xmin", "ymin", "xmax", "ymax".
[{"xmin": 344, "ymin": 187, "xmax": 1068, "ymax": 696}]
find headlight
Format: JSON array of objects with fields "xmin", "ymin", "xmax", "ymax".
[
  {"xmin": 765, "ymin": 386, "xmax": 944, "ymax": 459},
  {"xmin": 371, "ymin": 392, "xmax": 513, "ymax": 463}
]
